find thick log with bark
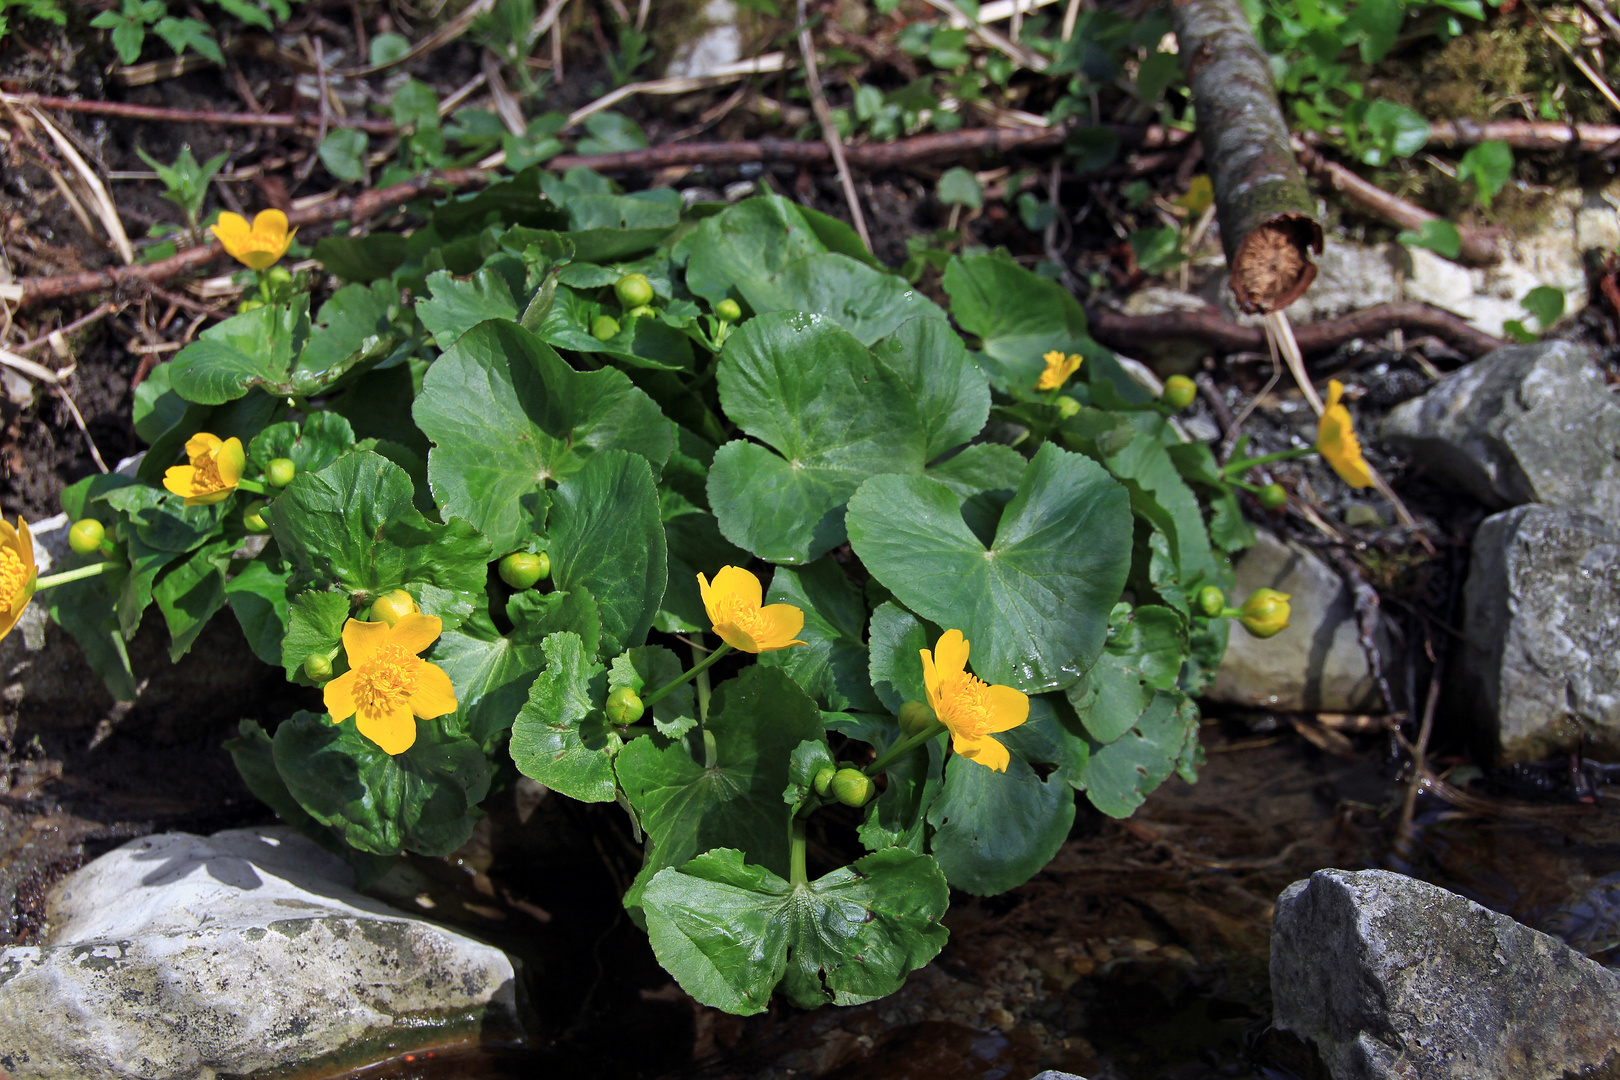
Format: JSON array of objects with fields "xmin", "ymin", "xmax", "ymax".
[{"xmin": 1170, "ymin": 0, "xmax": 1323, "ymax": 314}]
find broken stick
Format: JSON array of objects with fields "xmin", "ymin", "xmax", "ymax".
[{"xmin": 1170, "ymin": 0, "xmax": 1322, "ymax": 314}]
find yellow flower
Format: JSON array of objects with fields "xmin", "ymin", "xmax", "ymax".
[
  {"xmin": 210, "ymin": 209, "xmax": 295, "ymax": 270},
  {"xmin": 1036, "ymin": 350, "xmax": 1082, "ymax": 391},
  {"xmin": 162, "ymin": 433, "xmax": 245, "ymax": 505},
  {"xmin": 323, "ymin": 613, "xmax": 458, "ymax": 755},
  {"xmin": 0, "ymin": 517, "xmax": 36, "ymax": 645},
  {"xmin": 919, "ymin": 629, "xmax": 1029, "ymax": 773},
  {"xmin": 1317, "ymin": 380, "xmax": 1373, "ymax": 490},
  {"xmin": 1237, "ymin": 589, "xmax": 1291, "ymax": 639},
  {"xmin": 697, "ymin": 566, "xmax": 806, "ymax": 653}
]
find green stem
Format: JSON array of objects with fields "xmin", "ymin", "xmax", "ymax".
[
  {"xmin": 643, "ymin": 642, "xmax": 733, "ymax": 708},
  {"xmin": 790, "ymin": 818, "xmax": 808, "ymax": 887},
  {"xmin": 33, "ymin": 561, "xmax": 115, "ymax": 591},
  {"xmin": 236, "ymin": 478, "xmax": 267, "ymax": 496},
  {"xmin": 865, "ymin": 720, "xmax": 946, "ymax": 777},
  {"xmin": 1222, "ymin": 445, "xmax": 1317, "ymax": 478}
]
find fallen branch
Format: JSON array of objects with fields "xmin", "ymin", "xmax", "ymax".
[
  {"xmin": 1, "ymin": 94, "xmax": 395, "ymax": 133},
  {"xmin": 1086, "ymin": 302, "xmax": 1506, "ymax": 359},
  {"xmin": 1422, "ymin": 118, "xmax": 1620, "ymax": 152},
  {"xmin": 14, "ymin": 169, "xmax": 490, "ymax": 310},
  {"xmin": 1170, "ymin": 0, "xmax": 1322, "ymax": 314},
  {"xmin": 1294, "ymin": 141, "xmax": 1500, "ymax": 266}
]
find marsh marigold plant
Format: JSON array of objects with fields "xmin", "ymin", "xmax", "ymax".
[
  {"xmin": 162, "ymin": 432, "xmax": 245, "ymax": 505},
  {"xmin": 1318, "ymin": 380, "xmax": 1373, "ymax": 489},
  {"xmin": 323, "ymin": 613, "xmax": 458, "ymax": 755},
  {"xmin": 1036, "ymin": 350, "xmax": 1082, "ymax": 391},
  {"xmin": 211, "ymin": 209, "xmax": 295, "ymax": 270},
  {"xmin": 921, "ymin": 629, "xmax": 1029, "ymax": 772},
  {"xmin": 697, "ymin": 566, "xmax": 806, "ymax": 653},
  {"xmin": 0, "ymin": 517, "xmax": 35, "ymax": 644}
]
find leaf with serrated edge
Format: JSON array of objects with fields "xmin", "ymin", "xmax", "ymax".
[{"xmin": 509, "ymin": 631, "xmax": 618, "ymax": 802}]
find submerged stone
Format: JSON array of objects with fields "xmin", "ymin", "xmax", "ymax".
[{"xmin": 0, "ymin": 827, "xmax": 520, "ymax": 1079}]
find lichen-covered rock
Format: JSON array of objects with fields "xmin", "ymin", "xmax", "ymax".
[
  {"xmin": 0, "ymin": 827, "xmax": 520, "ymax": 1080},
  {"xmin": 1452, "ymin": 504, "xmax": 1620, "ymax": 763},
  {"xmin": 1272, "ymin": 869, "xmax": 1620, "ymax": 1080},
  {"xmin": 1206, "ymin": 530, "xmax": 1393, "ymax": 712},
  {"xmin": 1380, "ymin": 340, "xmax": 1620, "ymax": 520}
]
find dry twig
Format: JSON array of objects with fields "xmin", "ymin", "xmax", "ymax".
[
  {"xmin": 797, "ymin": 0, "xmax": 871, "ymax": 251},
  {"xmin": 1086, "ymin": 302, "xmax": 1506, "ymax": 358}
]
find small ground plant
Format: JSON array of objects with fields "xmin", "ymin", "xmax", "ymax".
[{"xmin": 10, "ymin": 171, "xmax": 1371, "ymax": 1015}]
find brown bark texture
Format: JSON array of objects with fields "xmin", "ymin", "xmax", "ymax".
[
  {"xmin": 1170, "ymin": 0, "xmax": 1323, "ymax": 314},
  {"xmin": 1087, "ymin": 302, "xmax": 1506, "ymax": 358}
]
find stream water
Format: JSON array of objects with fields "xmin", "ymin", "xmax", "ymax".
[{"xmin": 303, "ymin": 720, "xmax": 1620, "ymax": 1080}]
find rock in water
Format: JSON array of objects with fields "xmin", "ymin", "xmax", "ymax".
[
  {"xmin": 1453, "ymin": 504, "xmax": 1620, "ymax": 763},
  {"xmin": 1272, "ymin": 869, "xmax": 1620, "ymax": 1080},
  {"xmin": 1207, "ymin": 530, "xmax": 1393, "ymax": 712},
  {"xmin": 0, "ymin": 828, "xmax": 520, "ymax": 1079},
  {"xmin": 1380, "ymin": 340, "xmax": 1620, "ymax": 520}
]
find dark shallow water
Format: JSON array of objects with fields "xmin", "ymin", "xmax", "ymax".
[{"xmin": 306, "ymin": 722, "xmax": 1620, "ymax": 1080}]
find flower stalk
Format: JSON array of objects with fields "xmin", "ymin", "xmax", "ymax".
[
  {"xmin": 32, "ymin": 560, "xmax": 116, "ymax": 591},
  {"xmin": 642, "ymin": 643, "xmax": 733, "ymax": 709},
  {"xmin": 865, "ymin": 719, "xmax": 947, "ymax": 777}
]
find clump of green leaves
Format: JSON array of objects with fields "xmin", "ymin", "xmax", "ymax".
[
  {"xmin": 137, "ymin": 145, "xmax": 228, "ymax": 236},
  {"xmin": 1503, "ymin": 284, "xmax": 1565, "ymax": 341},
  {"xmin": 53, "ymin": 170, "xmax": 1255, "ymax": 1018},
  {"xmin": 0, "ymin": 0, "xmax": 65, "ymax": 38}
]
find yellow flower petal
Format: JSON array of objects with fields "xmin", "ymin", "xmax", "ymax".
[
  {"xmin": 163, "ymin": 464, "xmax": 197, "ymax": 499},
  {"xmin": 711, "ymin": 565, "xmax": 763, "ymax": 610},
  {"xmin": 711, "ymin": 622, "xmax": 761, "ymax": 653},
  {"xmin": 239, "ymin": 248, "xmax": 280, "ymax": 271},
  {"xmin": 698, "ymin": 565, "xmax": 804, "ymax": 654},
  {"xmin": 955, "ymin": 733, "xmax": 1011, "ymax": 773},
  {"xmin": 251, "ymin": 208, "xmax": 289, "ymax": 237},
  {"xmin": 215, "ymin": 437, "xmax": 246, "ymax": 487},
  {"xmin": 324, "ymin": 669, "xmax": 360, "ymax": 722},
  {"xmin": 210, "ymin": 212, "xmax": 250, "ymax": 251},
  {"xmin": 407, "ymin": 659, "xmax": 458, "ymax": 719},
  {"xmin": 0, "ymin": 517, "xmax": 34, "ymax": 643},
  {"xmin": 342, "ymin": 617, "xmax": 390, "ymax": 667},
  {"xmin": 386, "ymin": 612, "xmax": 443, "ymax": 656},
  {"xmin": 1317, "ymin": 381, "xmax": 1373, "ymax": 490},
  {"xmin": 357, "ymin": 701, "xmax": 418, "ymax": 756},
  {"xmin": 920, "ymin": 645, "xmax": 943, "ymax": 715},
  {"xmin": 755, "ymin": 603, "xmax": 807, "ymax": 651},
  {"xmin": 184, "ymin": 432, "xmax": 222, "ymax": 458},
  {"xmin": 932, "ymin": 629, "xmax": 969, "ymax": 680},
  {"xmin": 983, "ymin": 684, "xmax": 1031, "ymax": 733}
]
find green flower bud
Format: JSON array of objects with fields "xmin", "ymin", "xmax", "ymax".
[
  {"xmin": 626, "ymin": 304, "xmax": 656, "ymax": 319},
  {"xmin": 606, "ymin": 686, "xmax": 645, "ymax": 725},
  {"xmin": 1055, "ymin": 395, "xmax": 1082, "ymax": 419},
  {"xmin": 1196, "ymin": 585, "xmax": 1226, "ymax": 619},
  {"xmin": 1238, "ymin": 588, "xmax": 1292, "ymax": 639},
  {"xmin": 1161, "ymin": 374, "xmax": 1197, "ymax": 411},
  {"xmin": 898, "ymin": 700, "xmax": 937, "ymax": 736},
  {"xmin": 238, "ymin": 299, "xmax": 264, "ymax": 313},
  {"xmin": 614, "ymin": 273, "xmax": 654, "ymax": 309},
  {"xmin": 498, "ymin": 551, "xmax": 548, "ymax": 589},
  {"xmin": 591, "ymin": 314, "xmax": 621, "ymax": 341},
  {"xmin": 1257, "ymin": 483, "xmax": 1288, "ymax": 510},
  {"xmin": 370, "ymin": 589, "xmax": 419, "ymax": 626},
  {"xmin": 813, "ymin": 765, "xmax": 836, "ymax": 797},
  {"xmin": 242, "ymin": 500, "xmax": 270, "ymax": 533},
  {"xmin": 68, "ymin": 519, "xmax": 105, "ymax": 556},
  {"xmin": 303, "ymin": 652, "xmax": 333, "ymax": 681},
  {"xmin": 714, "ymin": 298, "xmax": 742, "ymax": 323},
  {"xmin": 830, "ymin": 767, "xmax": 874, "ymax": 808},
  {"xmin": 265, "ymin": 458, "xmax": 297, "ymax": 488}
]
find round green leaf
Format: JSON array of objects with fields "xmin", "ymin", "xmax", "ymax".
[
  {"xmin": 847, "ymin": 442, "xmax": 1132, "ymax": 693},
  {"xmin": 414, "ymin": 320, "xmax": 673, "ymax": 555},
  {"xmin": 926, "ymin": 753, "xmax": 1075, "ymax": 895}
]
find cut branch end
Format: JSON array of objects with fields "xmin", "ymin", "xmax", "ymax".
[{"xmin": 1232, "ymin": 215, "xmax": 1323, "ymax": 314}]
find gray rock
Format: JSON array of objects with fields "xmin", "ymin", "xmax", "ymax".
[
  {"xmin": 1452, "ymin": 504, "xmax": 1620, "ymax": 763},
  {"xmin": 1207, "ymin": 530, "xmax": 1393, "ymax": 712},
  {"xmin": 1381, "ymin": 340, "xmax": 1620, "ymax": 520},
  {"xmin": 0, "ymin": 827, "xmax": 520, "ymax": 1079},
  {"xmin": 1272, "ymin": 868, "xmax": 1620, "ymax": 1080}
]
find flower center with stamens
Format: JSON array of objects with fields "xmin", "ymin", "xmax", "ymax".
[
  {"xmin": 0, "ymin": 547, "xmax": 27, "ymax": 609},
  {"xmin": 937, "ymin": 672, "xmax": 996, "ymax": 738},
  {"xmin": 714, "ymin": 596, "xmax": 770, "ymax": 643},
  {"xmin": 353, "ymin": 644, "xmax": 420, "ymax": 716},
  {"xmin": 190, "ymin": 450, "xmax": 224, "ymax": 492}
]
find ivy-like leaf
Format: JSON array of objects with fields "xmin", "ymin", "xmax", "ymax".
[
  {"xmin": 942, "ymin": 255, "xmax": 1091, "ymax": 391},
  {"xmin": 269, "ymin": 450, "xmax": 492, "ymax": 610},
  {"xmin": 509, "ymin": 631, "xmax": 618, "ymax": 802},
  {"xmin": 1077, "ymin": 689, "xmax": 1200, "ymax": 818},
  {"xmin": 707, "ymin": 313, "xmax": 926, "ymax": 565},
  {"xmin": 682, "ymin": 195, "xmax": 876, "ymax": 304},
  {"xmin": 247, "ymin": 411, "xmax": 357, "ymax": 475},
  {"xmin": 926, "ymin": 752, "xmax": 1075, "ymax": 894},
  {"xmin": 737, "ymin": 253, "xmax": 947, "ymax": 346},
  {"xmin": 847, "ymin": 443, "xmax": 1133, "ymax": 693},
  {"xmin": 642, "ymin": 847, "xmax": 949, "ymax": 1015},
  {"xmin": 414, "ymin": 319, "xmax": 672, "ymax": 554},
  {"xmin": 273, "ymin": 710, "xmax": 492, "ymax": 857},
  {"xmin": 758, "ymin": 560, "xmax": 883, "ymax": 712}
]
